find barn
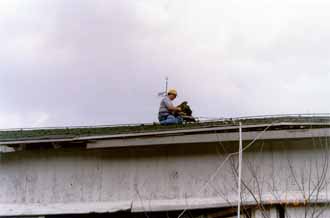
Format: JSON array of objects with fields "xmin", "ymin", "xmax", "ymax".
[{"xmin": 1, "ymin": 115, "xmax": 330, "ymax": 218}]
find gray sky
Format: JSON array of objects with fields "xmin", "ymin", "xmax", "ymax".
[{"xmin": 1, "ymin": 0, "xmax": 330, "ymax": 128}]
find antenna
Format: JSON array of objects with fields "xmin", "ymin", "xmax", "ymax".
[
  {"xmin": 158, "ymin": 77, "xmax": 169, "ymax": 97},
  {"xmin": 165, "ymin": 77, "xmax": 168, "ymax": 94}
]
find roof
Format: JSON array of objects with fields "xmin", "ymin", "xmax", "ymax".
[{"xmin": 2, "ymin": 114, "xmax": 330, "ymax": 145}]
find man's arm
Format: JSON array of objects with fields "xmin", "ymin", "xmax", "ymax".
[
  {"xmin": 164, "ymin": 99, "xmax": 181, "ymax": 112},
  {"xmin": 168, "ymin": 105, "xmax": 181, "ymax": 112}
]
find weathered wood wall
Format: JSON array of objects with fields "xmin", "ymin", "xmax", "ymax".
[{"xmin": 0, "ymin": 137, "xmax": 329, "ymax": 216}]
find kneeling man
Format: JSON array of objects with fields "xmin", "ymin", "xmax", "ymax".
[{"xmin": 158, "ymin": 89, "xmax": 183, "ymax": 125}]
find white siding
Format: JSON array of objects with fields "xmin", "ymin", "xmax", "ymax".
[{"xmin": 1, "ymin": 138, "xmax": 330, "ymax": 216}]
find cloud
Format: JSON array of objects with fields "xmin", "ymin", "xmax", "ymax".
[
  {"xmin": 32, "ymin": 112, "xmax": 50, "ymax": 127},
  {"xmin": 0, "ymin": 111, "xmax": 50, "ymax": 129},
  {"xmin": 1, "ymin": 0, "xmax": 330, "ymax": 128}
]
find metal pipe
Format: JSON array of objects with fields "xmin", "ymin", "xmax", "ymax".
[
  {"xmin": 237, "ymin": 122, "xmax": 243, "ymax": 218},
  {"xmin": 165, "ymin": 77, "xmax": 168, "ymax": 94}
]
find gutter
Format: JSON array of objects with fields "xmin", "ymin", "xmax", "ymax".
[{"xmin": 1, "ymin": 122, "xmax": 330, "ymax": 146}]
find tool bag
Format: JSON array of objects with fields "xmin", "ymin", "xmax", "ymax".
[{"xmin": 176, "ymin": 101, "xmax": 196, "ymax": 122}]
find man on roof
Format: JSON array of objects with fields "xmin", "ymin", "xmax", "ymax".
[{"xmin": 158, "ymin": 89, "xmax": 183, "ymax": 125}]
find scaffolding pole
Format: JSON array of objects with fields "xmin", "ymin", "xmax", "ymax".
[{"xmin": 237, "ymin": 122, "xmax": 243, "ymax": 218}]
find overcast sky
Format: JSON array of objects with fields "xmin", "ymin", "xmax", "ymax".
[{"xmin": 1, "ymin": 0, "xmax": 330, "ymax": 128}]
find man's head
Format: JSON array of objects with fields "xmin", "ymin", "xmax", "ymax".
[{"xmin": 167, "ymin": 89, "xmax": 177, "ymax": 100}]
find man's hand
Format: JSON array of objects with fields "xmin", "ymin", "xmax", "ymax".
[{"xmin": 168, "ymin": 105, "xmax": 182, "ymax": 112}]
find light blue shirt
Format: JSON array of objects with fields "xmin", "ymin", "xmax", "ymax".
[{"xmin": 159, "ymin": 96, "xmax": 174, "ymax": 117}]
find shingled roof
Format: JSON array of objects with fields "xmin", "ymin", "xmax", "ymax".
[{"xmin": 1, "ymin": 114, "xmax": 330, "ymax": 144}]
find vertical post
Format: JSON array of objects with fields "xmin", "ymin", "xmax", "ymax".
[
  {"xmin": 165, "ymin": 77, "xmax": 168, "ymax": 94},
  {"xmin": 237, "ymin": 122, "xmax": 243, "ymax": 218}
]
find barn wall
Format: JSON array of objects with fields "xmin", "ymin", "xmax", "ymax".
[
  {"xmin": 0, "ymin": 137, "xmax": 329, "ymax": 216},
  {"xmin": 285, "ymin": 206, "xmax": 330, "ymax": 218}
]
